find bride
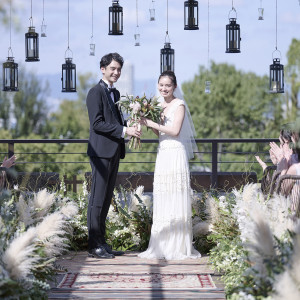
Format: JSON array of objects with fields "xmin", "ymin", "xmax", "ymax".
[{"xmin": 138, "ymin": 71, "xmax": 201, "ymax": 260}]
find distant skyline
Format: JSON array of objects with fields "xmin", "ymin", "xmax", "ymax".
[{"xmin": 1, "ymin": 0, "xmax": 300, "ymax": 98}]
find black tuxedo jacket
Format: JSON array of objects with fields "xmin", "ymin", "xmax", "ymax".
[{"xmin": 86, "ymin": 80, "xmax": 126, "ymax": 159}]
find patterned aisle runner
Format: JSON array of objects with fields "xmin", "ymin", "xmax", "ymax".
[{"xmin": 57, "ymin": 273, "xmax": 216, "ymax": 289}]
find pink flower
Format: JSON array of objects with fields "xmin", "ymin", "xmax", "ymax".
[
  {"xmin": 132, "ymin": 102, "xmax": 141, "ymax": 114},
  {"xmin": 129, "ymin": 103, "xmax": 134, "ymax": 109}
]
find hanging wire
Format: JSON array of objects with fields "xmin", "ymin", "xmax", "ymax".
[
  {"xmin": 68, "ymin": 0, "xmax": 70, "ymax": 49},
  {"xmin": 42, "ymin": 0, "xmax": 45, "ymax": 22},
  {"xmin": 166, "ymin": 0, "xmax": 168, "ymax": 33},
  {"xmin": 275, "ymin": 0, "xmax": 277, "ymax": 50},
  {"xmin": 29, "ymin": 0, "xmax": 33, "ymax": 26},
  {"xmin": 136, "ymin": 0, "xmax": 139, "ymax": 28},
  {"xmin": 165, "ymin": 0, "xmax": 170, "ymax": 42},
  {"xmin": 8, "ymin": 0, "xmax": 13, "ymax": 57},
  {"xmin": 207, "ymin": 0, "xmax": 210, "ymax": 70},
  {"xmin": 91, "ymin": 0, "xmax": 94, "ymax": 39}
]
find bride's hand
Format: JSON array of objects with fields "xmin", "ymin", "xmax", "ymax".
[{"xmin": 140, "ymin": 117, "xmax": 153, "ymax": 128}]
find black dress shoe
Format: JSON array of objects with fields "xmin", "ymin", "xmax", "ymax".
[
  {"xmin": 102, "ymin": 243, "xmax": 125, "ymax": 256},
  {"xmin": 88, "ymin": 246, "xmax": 115, "ymax": 259}
]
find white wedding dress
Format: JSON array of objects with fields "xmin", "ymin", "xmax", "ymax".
[{"xmin": 139, "ymin": 99, "xmax": 201, "ymax": 260}]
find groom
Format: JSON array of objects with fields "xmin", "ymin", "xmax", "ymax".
[{"xmin": 86, "ymin": 53, "xmax": 141, "ymax": 259}]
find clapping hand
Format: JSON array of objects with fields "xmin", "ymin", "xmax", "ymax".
[
  {"xmin": 255, "ymin": 156, "xmax": 267, "ymax": 171},
  {"xmin": 1, "ymin": 155, "xmax": 17, "ymax": 168}
]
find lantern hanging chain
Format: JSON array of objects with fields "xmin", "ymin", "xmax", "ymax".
[
  {"xmin": 136, "ymin": 0, "xmax": 139, "ymax": 27},
  {"xmin": 29, "ymin": 0, "xmax": 33, "ymax": 26},
  {"xmin": 275, "ymin": 0, "xmax": 277, "ymax": 50},
  {"xmin": 91, "ymin": 0, "xmax": 94, "ymax": 39},
  {"xmin": 67, "ymin": 0, "xmax": 70, "ymax": 49},
  {"xmin": 8, "ymin": 0, "xmax": 13, "ymax": 57},
  {"xmin": 42, "ymin": 0, "xmax": 45, "ymax": 22},
  {"xmin": 207, "ymin": 0, "xmax": 210, "ymax": 72},
  {"xmin": 165, "ymin": 0, "xmax": 169, "ymax": 42}
]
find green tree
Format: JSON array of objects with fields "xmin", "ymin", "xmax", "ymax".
[
  {"xmin": 182, "ymin": 62, "xmax": 284, "ymax": 175},
  {"xmin": 0, "ymin": 91, "xmax": 11, "ymax": 130},
  {"xmin": 286, "ymin": 38, "xmax": 300, "ymax": 120},
  {"xmin": 12, "ymin": 69, "xmax": 49, "ymax": 138}
]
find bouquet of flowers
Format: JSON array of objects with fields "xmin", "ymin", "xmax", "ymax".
[{"xmin": 118, "ymin": 94, "xmax": 163, "ymax": 149}]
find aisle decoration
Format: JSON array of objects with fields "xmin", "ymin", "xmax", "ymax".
[
  {"xmin": 206, "ymin": 183, "xmax": 300, "ymax": 299},
  {"xmin": 118, "ymin": 95, "xmax": 162, "ymax": 149},
  {"xmin": 0, "ymin": 188, "xmax": 78, "ymax": 299}
]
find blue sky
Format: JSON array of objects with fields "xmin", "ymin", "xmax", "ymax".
[{"xmin": 1, "ymin": 0, "xmax": 300, "ymax": 96}]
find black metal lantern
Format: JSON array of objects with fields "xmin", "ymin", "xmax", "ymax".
[
  {"xmin": 269, "ymin": 58, "xmax": 284, "ymax": 93},
  {"xmin": 109, "ymin": 0, "xmax": 123, "ymax": 35},
  {"xmin": 25, "ymin": 26, "xmax": 40, "ymax": 61},
  {"xmin": 226, "ymin": 18, "xmax": 240, "ymax": 53},
  {"xmin": 2, "ymin": 56, "xmax": 18, "ymax": 92},
  {"xmin": 160, "ymin": 42, "xmax": 175, "ymax": 73},
  {"xmin": 184, "ymin": 0, "xmax": 199, "ymax": 30},
  {"xmin": 62, "ymin": 57, "xmax": 76, "ymax": 92}
]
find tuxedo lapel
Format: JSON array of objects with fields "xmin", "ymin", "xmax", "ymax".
[{"xmin": 99, "ymin": 80, "xmax": 121, "ymax": 123}]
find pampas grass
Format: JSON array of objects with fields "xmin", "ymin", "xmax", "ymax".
[
  {"xmin": 36, "ymin": 212, "xmax": 69, "ymax": 257},
  {"xmin": 16, "ymin": 194, "xmax": 34, "ymax": 226},
  {"xmin": 193, "ymin": 221, "xmax": 210, "ymax": 237},
  {"xmin": 33, "ymin": 189, "xmax": 55, "ymax": 218},
  {"xmin": 3, "ymin": 227, "xmax": 38, "ymax": 280},
  {"xmin": 60, "ymin": 202, "xmax": 78, "ymax": 219}
]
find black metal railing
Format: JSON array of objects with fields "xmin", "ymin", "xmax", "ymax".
[{"xmin": 0, "ymin": 138, "xmax": 278, "ymax": 189}]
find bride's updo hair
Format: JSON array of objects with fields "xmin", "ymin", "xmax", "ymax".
[{"xmin": 158, "ymin": 71, "xmax": 177, "ymax": 88}]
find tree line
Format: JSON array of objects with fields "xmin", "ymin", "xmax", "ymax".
[{"xmin": 0, "ymin": 39, "xmax": 299, "ymax": 178}]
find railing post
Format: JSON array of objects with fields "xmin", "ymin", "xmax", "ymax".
[
  {"xmin": 211, "ymin": 141, "xmax": 218, "ymax": 190},
  {"xmin": 8, "ymin": 142, "xmax": 14, "ymax": 158}
]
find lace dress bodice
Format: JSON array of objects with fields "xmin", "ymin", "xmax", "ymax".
[{"xmin": 158, "ymin": 99, "xmax": 186, "ymax": 152}]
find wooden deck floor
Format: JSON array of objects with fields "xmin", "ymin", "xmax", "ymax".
[{"xmin": 48, "ymin": 251, "xmax": 225, "ymax": 299}]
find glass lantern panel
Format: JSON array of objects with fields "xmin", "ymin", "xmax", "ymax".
[
  {"xmin": 134, "ymin": 34, "xmax": 140, "ymax": 46},
  {"xmin": 149, "ymin": 8, "xmax": 155, "ymax": 21},
  {"xmin": 258, "ymin": 8, "xmax": 264, "ymax": 20},
  {"xmin": 4, "ymin": 67, "xmax": 11, "ymax": 88},
  {"xmin": 205, "ymin": 81, "xmax": 211, "ymax": 94},
  {"xmin": 41, "ymin": 24, "xmax": 47, "ymax": 37},
  {"xmin": 185, "ymin": 4, "xmax": 198, "ymax": 28},
  {"xmin": 90, "ymin": 44, "xmax": 95, "ymax": 56}
]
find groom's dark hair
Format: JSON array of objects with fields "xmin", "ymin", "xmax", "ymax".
[{"xmin": 100, "ymin": 53, "xmax": 124, "ymax": 69}]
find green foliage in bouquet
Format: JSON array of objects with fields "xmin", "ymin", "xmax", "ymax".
[{"xmin": 118, "ymin": 94, "xmax": 163, "ymax": 149}]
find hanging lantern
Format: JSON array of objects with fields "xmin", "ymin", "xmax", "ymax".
[
  {"xmin": 2, "ymin": 56, "xmax": 18, "ymax": 92},
  {"xmin": 258, "ymin": 8, "xmax": 264, "ymax": 20},
  {"xmin": 160, "ymin": 42, "xmax": 175, "ymax": 73},
  {"xmin": 89, "ymin": 42, "xmax": 95, "ymax": 56},
  {"xmin": 62, "ymin": 57, "xmax": 76, "ymax": 93},
  {"xmin": 226, "ymin": 17, "xmax": 241, "ymax": 53},
  {"xmin": 205, "ymin": 81, "xmax": 211, "ymax": 94},
  {"xmin": 25, "ymin": 26, "xmax": 40, "ymax": 61},
  {"xmin": 149, "ymin": 0, "xmax": 155, "ymax": 21},
  {"xmin": 41, "ymin": 22, "xmax": 47, "ymax": 37},
  {"xmin": 269, "ymin": 58, "xmax": 284, "ymax": 94},
  {"xmin": 109, "ymin": 0, "xmax": 123, "ymax": 35},
  {"xmin": 184, "ymin": 0, "xmax": 199, "ymax": 30},
  {"xmin": 41, "ymin": 0, "xmax": 47, "ymax": 37},
  {"xmin": 134, "ymin": 29, "xmax": 140, "ymax": 46}
]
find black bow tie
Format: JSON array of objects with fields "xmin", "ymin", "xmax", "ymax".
[{"xmin": 108, "ymin": 87, "xmax": 116, "ymax": 93}]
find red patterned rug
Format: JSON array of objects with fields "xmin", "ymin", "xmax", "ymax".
[{"xmin": 57, "ymin": 273, "xmax": 216, "ymax": 289}]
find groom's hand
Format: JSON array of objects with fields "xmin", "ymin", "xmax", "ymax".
[{"xmin": 126, "ymin": 125, "xmax": 141, "ymax": 138}]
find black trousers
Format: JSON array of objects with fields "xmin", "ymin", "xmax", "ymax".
[{"xmin": 87, "ymin": 147, "xmax": 121, "ymax": 249}]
